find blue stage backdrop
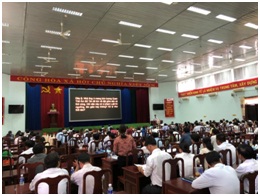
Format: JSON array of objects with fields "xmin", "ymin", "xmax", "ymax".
[{"xmin": 26, "ymin": 83, "xmax": 150, "ymax": 130}]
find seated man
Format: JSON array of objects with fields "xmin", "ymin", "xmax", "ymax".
[
  {"xmin": 192, "ymin": 151, "xmax": 239, "ymax": 194},
  {"xmin": 137, "ymin": 136, "xmax": 172, "ymax": 194},
  {"xmin": 71, "ymin": 153, "xmax": 102, "ymax": 194},
  {"xmin": 236, "ymin": 144, "xmax": 258, "ymax": 193},
  {"xmin": 29, "ymin": 152, "xmax": 69, "ymax": 194},
  {"xmin": 27, "ymin": 143, "xmax": 46, "ymax": 174},
  {"xmin": 18, "ymin": 140, "xmax": 35, "ymax": 164}
]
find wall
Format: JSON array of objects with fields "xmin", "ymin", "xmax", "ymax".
[
  {"xmin": 149, "ymin": 81, "xmax": 258, "ymax": 124},
  {"xmin": 2, "ymin": 74, "xmax": 26, "ymax": 136}
]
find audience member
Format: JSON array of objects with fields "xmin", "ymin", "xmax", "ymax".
[
  {"xmin": 192, "ymin": 151, "xmax": 240, "ymax": 194},
  {"xmin": 210, "ymin": 128, "xmax": 219, "ymax": 150},
  {"xmin": 137, "ymin": 136, "xmax": 171, "ymax": 194},
  {"xmin": 18, "ymin": 140, "xmax": 35, "ymax": 164},
  {"xmin": 28, "ymin": 143, "xmax": 46, "ymax": 174},
  {"xmin": 88, "ymin": 133, "xmax": 102, "ymax": 153},
  {"xmin": 180, "ymin": 127, "xmax": 192, "ymax": 146},
  {"xmin": 189, "ymin": 133, "xmax": 201, "ymax": 154}
]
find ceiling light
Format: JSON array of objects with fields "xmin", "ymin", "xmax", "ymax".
[
  {"xmin": 211, "ymin": 65, "xmax": 222, "ymax": 68},
  {"xmin": 119, "ymin": 21, "xmax": 142, "ymax": 28},
  {"xmin": 97, "ymin": 70, "xmax": 109, "ymax": 73},
  {"xmin": 34, "ymin": 71, "xmax": 48, "ymax": 74},
  {"xmin": 2, "ymin": 53, "xmax": 10, "ymax": 56},
  {"xmin": 68, "ymin": 73, "xmax": 81, "ymax": 76},
  {"xmin": 187, "ymin": 6, "xmax": 211, "ymax": 15},
  {"xmin": 158, "ymin": 74, "xmax": 168, "ymax": 77},
  {"xmin": 190, "ymin": 63, "xmax": 201, "ymax": 66},
  {"xmin": 73, "ymin": 67, "xmax": 88, "ymax": 71},
  {"xmin": 2, "ymin": 40, "xmax": 10, "ymax": 44},
  {"xmin": 194, "ymin": 71, "xmax": 203, "ymax": 73},
  {"xmin": 234, "ymin": 58, "xmax": 245, "ymax": 62},
  {"xmin": 161, "ymin": 2, "xmax": 173, "ymax": 5},
  {"xmin": 2, "ymin": 62, "xmax": 12, "ymax": 64},
  {"xmin": 115, "ymin": 71, "xmax": 126, "ymax": 74},
  {"xmin": 244, "ymin": 23, "xmax": 258, "ymax": 29},
  {"xmin": 35, "ymin": 65, "xmax": 51, "ymax": 68},
  {"xmin": 239, "ymin": 45, "xmax": 252, "ymax": 49},
  {"xmin": 156, "ymin": 28, "xmax": 176, "ymax": 35},
  {"xmin": 162, "ymin": 60, "xmax": 174, "ymax": 63},
  {"xmin": 208, "ymin": 39, "xmax": 223, "ymax": 44},
  {"xmin": 101, "ymin": 39, "xmax": 119, "ymax": 44},
  {"xmin": 89, "ymin": 51, "xmax": 107, "ymax": 55},
  {"xmin": 139, "ymin": 57, "xmax": 153, "ymax": 61},
  {"xmin": 107, "ymin": 63, "xmax": 120, "ymax": 66},
  {"xmin": 52, "ymin": 7, "xmax": 83, "ymax": 16},
  {"xmin": 172, "ymin": 69, "xmax": 177, "ymax": 71},
  {"xmin": 37, "ymin": 56, "xmax": 56, "ymax": 60},
  {"xmin": 181, "ymin": 34, "xmax": 199, "ymax": 39},
  {"xmin": 126, "ymin": 65, "xmax": 138, "ymax": 68},
  {"xmin": 146, "ymin": 67, "xmax": 158, "ymax": 70},
  {"xmin": 183, "ymin": 51, "xmax": 196, "ymax": 54},
  {"xmin": 146, "ymin": 78, "xmax": 155, "ymax": 81},
  {"xmin": 45, "ymin": 30, "xmax": 70, "ymax": 36},
  {"xmin": 81, "ymin": 60, "xmax": 96, "ymax": 64},
  {"xmin": 2, "ymin": 23, "xmax": 9, "ymax": 27},
  {"xmin": 124, "ymin": 77, "xmax": 134, "ymax": 80},
  {"xmin": 157, "ymin": 47, "xmax": 173, "ymax": 51},
  {"xmin": 212, "ymin": 55, "xmax": 223, "ymax": 59},
  {"xmin": 89, "ymin": 75, "xmax": 101, "ymax": 78},
  {"xmin": 234, "ymin": 61, "xmax": 257, "ymax": 69},
  {"xmin": 134, "ymin": 72, "xmax": 145, "ymax": 75},
  {"xmin": 118, "ymin": 55, "xmax": 134, "ymax": 58},
  {"xmin": 106, "ymin": 76, "xmax": 117, "ymax": 79},
  {"xmin": 216, "ymin": 14, "xmax": 236, "ymax": 22},
  {"xmin": 41, "ymin": 45, "xmax": 62, "ymax": 50},
  {"xmin": 134, "ymin": 44, "xmax": 152, "ymax": 48}
]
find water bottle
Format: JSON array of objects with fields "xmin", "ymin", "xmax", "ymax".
[
  {"xmin": 70, "ymin": 166, "xmax": 74, "ymax": 175},
  {"xmin": 107, "ymin": 183, "xmax": 113, "ymax": 194},
  {"xmin": 198, "ymin": 164, "xmax": 204, "ymax": 175},
  {"xmin": 19, "ymin": 174, "xmax": 25, "ymax": 186}
]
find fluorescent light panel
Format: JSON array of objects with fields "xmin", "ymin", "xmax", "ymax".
[
  {"xmin": 146, "ymin": 67, "xmax": 158, "ymax": 70},
  {"xmin": 2, "ymin": 23, "xmax": 9, "ymax": 27},
  {"xmin": 73, "ymin": 67, "xmax": 88, "ymax": 70},
  {"xmin": 2, "ymin": 53, "xmax": 10, "ymax": 56},
  {"xmin": 161, "ymin": 2, "xmax": 172, "ymax": 5},
  {"xmin": 34, "ymin": 71, "xmax": 48, "ymax": 74},
  {"xmin": 234, "ymin": 58, "xmax": 245, "ymax": 62},
  {"xmin": 208, "ymin": 39, "xmax": 223, "ymax": 44},
  {"xmin": 157, "ymin": 47, "xmax": 173, "ymax": 51},
  {"xmin": 134, "ymin": 44, "xmax": 152, "ymax": 48},
  {"xmin": 89, "ymin": 75, "xmax": 101, "ymax": 77},
  {"xmin": 146, "ymin": 78, "xmax": 155, "ymax": 81},
  {"xmin": 119, "ymin": 21, "xmax": 142, "ymax": 28},
  {"xmin": 126, "ymin": 65, "xmax": 138, "ymax": 68},
  {"xmin": 162, "ymin": 60, "xmax": 174, "ymax": 63},
  {"xmin": 239, "ymin": 45, "xmax": 252, "ymax": 49},
  {"xmin": 124, "ymin": 77, "xmax": 134, "ymax": 80},
  {"xmin": 134, "ymin": 72, "xmax": 145, "ymax": 75},
  {"xmin": 216, "ymin": 14, "xmax": 236, "ymax": 22},
  {"xmin": 37, "ymin": 56, "xmax": 56, "ymax": 60},
  {"xmin": 158, "ymin": 74, "xmax": 168, "ymax": 77},
  {"xmin": 118, "ymin": 55, "xmax": 134, "ymax": 58},
  {"xmin": 156, "ymin": 28, "xmax": 176, "ymax": 35},
  {"xmin": 183, "ymin": 51, "xmax": 196, "ymax": 54},
  {"xmin": 181, "ymin": 34, "xmax": 199, "ymax": 39},
  {"xmin": 45, "ymin": 30, "xmax": 70, "ymax": 36},
  {"xmin": 81, "ymin": 61, "xmax": 96, "ymax": 64},
  {"xmin": 115, "ymin": 71, "xmax": 126, "ymax": 74},
  {"xmin": 35, "ymin": 65, "xmax": 51, "ymax": 68},
  {"xmin": 244, "ymin": 23, "xmax": 258, "ymax": 29},
  {"xmin": 2, "ymin": 40, "xmax": 10, "ymax": 44},
  {"xmin": 172, "ymin": 69, "xmax": 177, "ymax": 71},
  {"xmin": 89, "ymin": 51, "xmax": 107, "ymax": 55},
  {"xmin": 97, "ymin": 70, "xmax": 109, "ymax": 73},
  {"xmin": 187, "ymin": 6, "xmax": 211, "ymax": 15},
  {"xmin": 107, "ymin": 63, "xmax": 120, "ymax": 66},
  {"xmin": 101, "ymin": 39, "xmax": 119, "ymax": 44},
  {"xmin": 212, "ymin": 55, "xmax": 223, "ymax": 59},
  {"xmin": 139, "ymin": 57, "xmax": 153, "ymax": 61},
  {"xmin": 41, "ymin": 45, "xmax": 62, "ymax": 50},
  {"xmin": 52, "ymin": 7, "xmax": 83, "ymax": 16},
  {"xmin": 68, "ymin": 73, "xmax": 81, "ymax": 76},
  {"xmin": 106, "ymin": 76, "xmax": 117, "ymax": 79},
  {"xmin": 2, "ymin": 62, "xmax": 11, "ymax": 64}
]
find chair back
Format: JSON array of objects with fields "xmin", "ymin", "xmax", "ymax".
[
  {"xmin": 89, "ymin": 140, "xmax": 103, "ymax": 152},
  {"xmin": 130, "ymin": 148, "xmax": 145, "ymax": 164},
  {"xmin": 82, "ymin": 169, "xmax": 112, "ymax": 194},
  {"xmin": 239, "ymin": 170, "xmax": 258, "ymax": 194},
  {"xmin": 17, "ymin": 153, "xmax": 34, "ymax": 165},
  {"xmin": 17, "ymin": 162, "xmax": 45, "ymax": 182},
  {"xmin": 35, "ymin": 174, "xmax": 70, "ymax": 194},
  {"xmin": 162, "ymin": 158, "xmax": 184, "ymax": 182},
  {"xmin": 191, "ymin": 142, "xmax": 201, "ymax": 154},
  {"xmin": 192, "ymin": 154, "xmax": 205, "ymax": 176},
  {"xmin": 219, "ymin": 149, "xmax": 232, "ymax": 166}
]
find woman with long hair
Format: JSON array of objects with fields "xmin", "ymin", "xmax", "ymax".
[{"xmin": 113, "ymin": 124, "xmax": 136, "ymax": 175}]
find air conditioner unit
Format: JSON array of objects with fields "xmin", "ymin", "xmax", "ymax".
[
  {"xmin": 196, "ymin": 95, "xmax": 205, "ymax": 98},
  {"xmin": 255, "ymin": 85, "xmax": 258, "ymax": 90},
  {"xmin": 208, "ymin": 92, "xmax": 218, "ymax": 97},
  {"xmin": 233, "ymin": 88, "xmax": 245, "ymax": 93},
  {"xmin": 181, "ymin": 97, "xmax": 189, "ymax": 101}
]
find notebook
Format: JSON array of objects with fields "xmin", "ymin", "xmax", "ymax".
[{"xmin": 181, "ymin": 176, "xmax": 195, "ymax": 183}]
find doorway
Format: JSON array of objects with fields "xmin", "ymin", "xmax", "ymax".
[{"xmin": 244, "ymin": 97, "xmax": 258, "ymax": 121}]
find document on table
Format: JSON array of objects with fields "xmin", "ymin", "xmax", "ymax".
[{"xmin": 135, "ymin": 164, "xmax": 146, "ymax": 170}]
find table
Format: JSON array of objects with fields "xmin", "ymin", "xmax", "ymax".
[
  {"xmin": 122, "ymin": 165, "xmax": 150, "ymax": 194},
  {"xmin": 102, "ymin": 157, "xmax": 119, "ymax": 190},
  {"xmin": 163, "ymin": 178, "xmax": 210, "ymax": 194},
  {"xmin": 4, "ymin": 182, "xmax": 33, "ymax": 194}
]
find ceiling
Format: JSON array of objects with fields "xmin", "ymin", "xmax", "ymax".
[{"xmin": 2, "ymin": 2, "xmax": 258, "ymax": 84}]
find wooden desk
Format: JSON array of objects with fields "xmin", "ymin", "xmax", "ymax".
[
  {"xmin": 5, "ymin": 182, "xmax": 33, "ymax": 194},
  {"xmin": 89, "ymin": 152, "xmax": 107, "ymax": 167},
  {"xmin": 163, "ymin": 178, "xmax": 210, "ymax": 194},
  {"xmin": 102, "ymin": 157, "xmax": 119, "ymax": 190},
  {"xmin": 122, "ymin": 165, "xmax": 150, "ymax": 194}
]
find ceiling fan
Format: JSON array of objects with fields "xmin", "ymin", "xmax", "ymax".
[
  {"xmin": 113, "ymin": 33, "xmax": 131, "ymax": 46},
  {"xmin": 44, "ymin": 50, "xmax": 59, "ymax": 63},
  {"xmin": 60, "ymin": 22, "xmax": 71, "ymax": 39}
]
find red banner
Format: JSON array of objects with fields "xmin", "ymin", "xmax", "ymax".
[
  {"xmin": 178, "ymin": 78, "xmax": 258, "ymax": 97},
  {"xmin": 10, "ymin": 75, "xmax": 158, "ymax": 88},
  {"xmin": 164, "ymin": 98, "xmax": 174, "ymax": 117}
]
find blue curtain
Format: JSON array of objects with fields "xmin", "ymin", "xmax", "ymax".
[{"xmin": 26, "ymin": 84, "xmax": 41, "ymax": 130}]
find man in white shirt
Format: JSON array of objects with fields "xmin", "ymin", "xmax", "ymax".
[
  {"xmin": 29, "ymin": 152, "xmax": 69, "ymax": 194},
  {"xmin": 215, "ymin": 133, "xmax": 236, "ymax": 167},
  {"xmin": 18, "ymin": 140, "xmax": 35, "ymax": 164},
  {"xmin": 71, "ymin": 153, "xmax": 102, "ymax": 194},
  {"xmin": 236, "ymin": 144, "xmax": 258, "ymax": 193},
  {"xmin": 137, "ymin": 136, "xmax": 172, "ymax": 194},
  {"xmin": 192, "ymin": 151, "xmax": 240, "ymax": 194}
]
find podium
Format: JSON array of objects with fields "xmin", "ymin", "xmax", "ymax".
[
  {"xmin": 47, "ymin": 111, "xmax": 59, "ymax": 128},
  {"xmin": 150, "ymin": 120, "xmax": 163, "ymax": 126}
]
